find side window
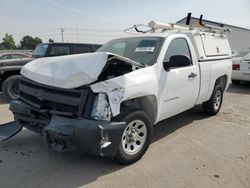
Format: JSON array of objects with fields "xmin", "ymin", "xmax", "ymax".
[
  {"xmin": 12, "ymin": 55, "xmax": 22, "ymax": 59},
  {"xmin": 0, "ymin": 55, "xmax": 8, "ymax": 60},
  {"xmin": 72, "ymin": 45, "xmax": 91, "ymax": 54},
  {"xmin": 164, "ymin": 38, "xmax": 192, "ymax": 66},
  {"xmin": 91, "ymin": 45, "xmax": 101, "ymax": 52},
  {"xmin": 49, "ymin": 45, "xmax": 70, "ymax": 56},
  {"xmin": 6, "ymin": 55, "xmax": 12, "ymax": 59}
]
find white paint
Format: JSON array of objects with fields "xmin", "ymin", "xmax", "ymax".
[
  {"xmin": 231, "ymin": 53, "xmax": 250, "ymax": 82},
  {"xmin": 21, "ymin": 52, "xmax": 109, "ymax": 88}
]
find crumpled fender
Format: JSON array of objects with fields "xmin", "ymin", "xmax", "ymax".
[{"xmin": 90, "ymin": 66, "xmax": 159, "ymax": 116}]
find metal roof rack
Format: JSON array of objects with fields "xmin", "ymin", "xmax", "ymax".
[{"xmin": 124, "ymin": 22, "xmax": 189, "ymax": 35}]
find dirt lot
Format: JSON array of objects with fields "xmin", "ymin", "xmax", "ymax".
[{"xmin": 0, "ymin": 84, "xmax": 249, "ymax": 188}]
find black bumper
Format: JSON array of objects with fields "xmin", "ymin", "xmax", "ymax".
[{"xmin": 9, "ymin": 100, "xmax": 126, "ymax": 157}]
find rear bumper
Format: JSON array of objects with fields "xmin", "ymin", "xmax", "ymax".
[
  {"xmin": 232, "ymin": 70, "xmax": 250, "ymax": 81},
  {"xmin": 9, "ymin": 100, "xmax": 126, "ymax": 157}
]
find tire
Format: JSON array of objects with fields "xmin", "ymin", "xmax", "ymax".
[
  {"xmin": 231, "ymin": 79, "xmax": 240, "ymax": 85},
  {"xmin": 2, "ymin": 75, "xmax": 21, "ymax": 100},
  {"xmin": 203, "ymin": 85, "xmax": 223, "ymax": 116},
  {"xmin": 113, "ymin": 109, "xmax": 153, "ymax": 164}
]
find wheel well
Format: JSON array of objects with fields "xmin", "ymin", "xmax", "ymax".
[
  {"xmin": 1, "ymin": 70, "xmax": 20, "ymax": 82},
  {"xmin": 215, "ymin": 75, "xmax": 228, "ymax": 92},
  {"xmin": 0, "ymin": 70, "xmax": 20, "ymax": 91},
  {"xmin": 120, "ymin": 95, "xmax": 158, "ymax": 124}
]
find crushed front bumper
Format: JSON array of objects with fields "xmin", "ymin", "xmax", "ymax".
[{"xmin": 1, "ymin": 100, "xmax": 126, "ymax": 157}]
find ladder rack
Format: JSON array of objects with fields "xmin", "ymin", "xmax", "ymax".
[{"xmin": 124, "ymin": 13, "xmax": 230, "ymax": 35}]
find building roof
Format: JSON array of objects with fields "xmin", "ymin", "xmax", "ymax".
[{"xmin": 177, "ymin": 17, "xmax": 250, "ymax": 32}]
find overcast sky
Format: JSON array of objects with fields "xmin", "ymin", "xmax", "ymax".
[{"xmin": 0, "ymin": 0, "xmax": 250, "ymax": 44}]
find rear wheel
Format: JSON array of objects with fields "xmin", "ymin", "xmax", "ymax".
[
  {"xmin": 2, "ymin": 75, "xmax": 21, "ymax": 100},
  {"xmin": 231, "ymin": 79, "xmax": 240, "ymax": 85},
  {"xmin": 113, "ymin": 109, "xmax": 153, "ymax": 164},
  {"xmin": 203, "ymin": 85, "xmax": 223, "ymax": 115}
]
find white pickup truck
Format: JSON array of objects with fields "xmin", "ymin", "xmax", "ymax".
[{"xmin": 0, "ymin": 19, "xmax": 232, "ymax": 164}]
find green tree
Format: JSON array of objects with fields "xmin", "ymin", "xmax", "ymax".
[
  {"xmin": 0, "ymin": 33, "xmax": 16, "ymax": 50},
  {"xmin": 20, "ymin": 35, "xmax": 42, "ymax": 49},
  {"xmin": 48, "ymin": 38, "xmax": 54, "ymax": 43}
]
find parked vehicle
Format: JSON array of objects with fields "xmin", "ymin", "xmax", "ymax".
[
  {"xmin": 0, "ymin": 42, "xmax": 102, "ymax": 100},
  {"xmin": 0, "ymin": 52, "xmax": 31, "ymax": 60},
  {"xmin": 231, "ymin": 52, "xmax": 250, "ymax": 85},
  {"xmin": 0, "ymin": 15, "xmax": 232, "ymax": 164}
]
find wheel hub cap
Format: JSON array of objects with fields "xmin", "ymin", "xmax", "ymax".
[
  {"xmin": 214, "ymin": 90, "xmax": 222, "ymax": 110},
  {"xmin": 121, "ymin": 120, "xmax": 147, "ymax": 155},
  {"xmin": 126, "ymin": 129, "xmax": 139, "ymax": 142}
]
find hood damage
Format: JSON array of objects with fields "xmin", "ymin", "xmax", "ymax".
[{"xmin": 21, "ymin": 52, "xmax": 143, "ymax": 89}]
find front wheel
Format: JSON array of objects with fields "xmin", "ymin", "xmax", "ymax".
[
  {"xmin": 113, "ymin": 109, "xmax": 153, "ymax": 164},
  {"xmin": 203, "ymin": 85, "xmax": 223, "ymax": 115},
  {"xmin": 2, "ymin": 75, "xmax": 21, "ymax": 100}
]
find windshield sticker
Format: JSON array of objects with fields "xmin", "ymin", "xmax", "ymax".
[
  {"xmin": 43, "ymin": 44, "xmax": 48, "ymax": 48},
  {"xmin": 135, "ymin": 47, "xmax": 155, "ymax": 52}
]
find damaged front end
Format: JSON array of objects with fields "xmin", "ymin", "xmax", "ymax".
[
  {"xmin": 0, "ymin": 51, "xmax": 146, "ymax": 157},
  {"xmin": 1, "ymin": 77, "xmax": 126, "ymax": 157}
]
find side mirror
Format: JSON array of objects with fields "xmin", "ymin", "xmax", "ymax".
[{"xmin": 163, "ymin": 55, "xmax": 191, "ymax": 71}]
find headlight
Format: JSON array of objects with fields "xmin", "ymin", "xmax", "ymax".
[{"xmin": 91, "ymin": 93, "xmax": 112, "ymax": 121}]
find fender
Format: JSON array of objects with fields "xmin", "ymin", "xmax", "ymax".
[{"xmin": 90, "ymin": 66, "xmax": 159, "ymax": 117}]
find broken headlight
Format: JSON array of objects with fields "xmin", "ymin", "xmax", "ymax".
[{"xmin": 91, "ymin": 93, "xmax": 112, "ymax": 121}]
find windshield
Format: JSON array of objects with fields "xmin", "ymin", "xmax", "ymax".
[
  {"xmin": 32, "ymin": 44, "xmax": 48, "ymax": 58},
  {"xmin": 97, "ymin": 37, "xmax": 164, "ymax": 65}
]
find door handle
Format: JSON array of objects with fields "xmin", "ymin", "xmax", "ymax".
[{"xmin": 188, "ymin": 72, "xmax": 197, "ymax": 78}]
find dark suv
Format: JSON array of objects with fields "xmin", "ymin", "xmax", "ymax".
[{"xmin": 0, "ymin": 42, "xmax": 102, "ymax": 100}]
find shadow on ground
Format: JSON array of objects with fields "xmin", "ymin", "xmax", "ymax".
[
  {"xmin": 227, "ymin": 82, "xmax": 250, "ymax": 95},
  {"xmin": 0, "ymin": 105, "xmax": 208, "ymax": 188}
]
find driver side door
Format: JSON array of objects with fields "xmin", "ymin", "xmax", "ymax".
[{"xmin": 158, "ymin": 37, "xmax": 200, "ymax": 121}]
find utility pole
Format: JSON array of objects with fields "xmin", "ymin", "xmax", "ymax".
[
  {"xmin": 61, "ymin": 28, "xmax": 64, "ymax": 43},
  {"xmin": 76, "ymin": 23, "xmax": 79, "ymax": 42}
]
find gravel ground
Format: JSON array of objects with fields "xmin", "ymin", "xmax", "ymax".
[{"xmin": 0, "ymin": 84, "xmax": 249, "ymax": 188}]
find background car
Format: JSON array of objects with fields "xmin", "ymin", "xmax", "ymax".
[
  {"xmin": 232, "ymin": 52, "xmax": 250, "ymax": 85},
  {"xmin": 0, "ymin": 52, "xmax": 31, "ymax": 60},
  {"xmin": 0, "ymin": 42, "xmax": 102, "ymax": 100}
]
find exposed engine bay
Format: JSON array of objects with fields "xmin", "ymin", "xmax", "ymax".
[{"xmin": 97, "ymin": 56, "xmax": 138, "ymax": 82}]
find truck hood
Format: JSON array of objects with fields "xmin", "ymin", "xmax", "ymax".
[{"xmin": 21, "ymin": 52, "xmax": 142, "ymax": 89}]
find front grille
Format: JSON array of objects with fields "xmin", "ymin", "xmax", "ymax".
[{"xmin": 19, "ymin": 77, "xmax": 94, "ymax": 118}]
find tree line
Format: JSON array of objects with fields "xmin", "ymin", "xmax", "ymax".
[{"xmin": 0, "ymin": 33, "xmax": 54, "ymax": 50}]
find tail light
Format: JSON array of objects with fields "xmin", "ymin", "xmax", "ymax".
[{"xmin": 232, "ymin": 64, "xmax": 240, "ymax": 70}]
